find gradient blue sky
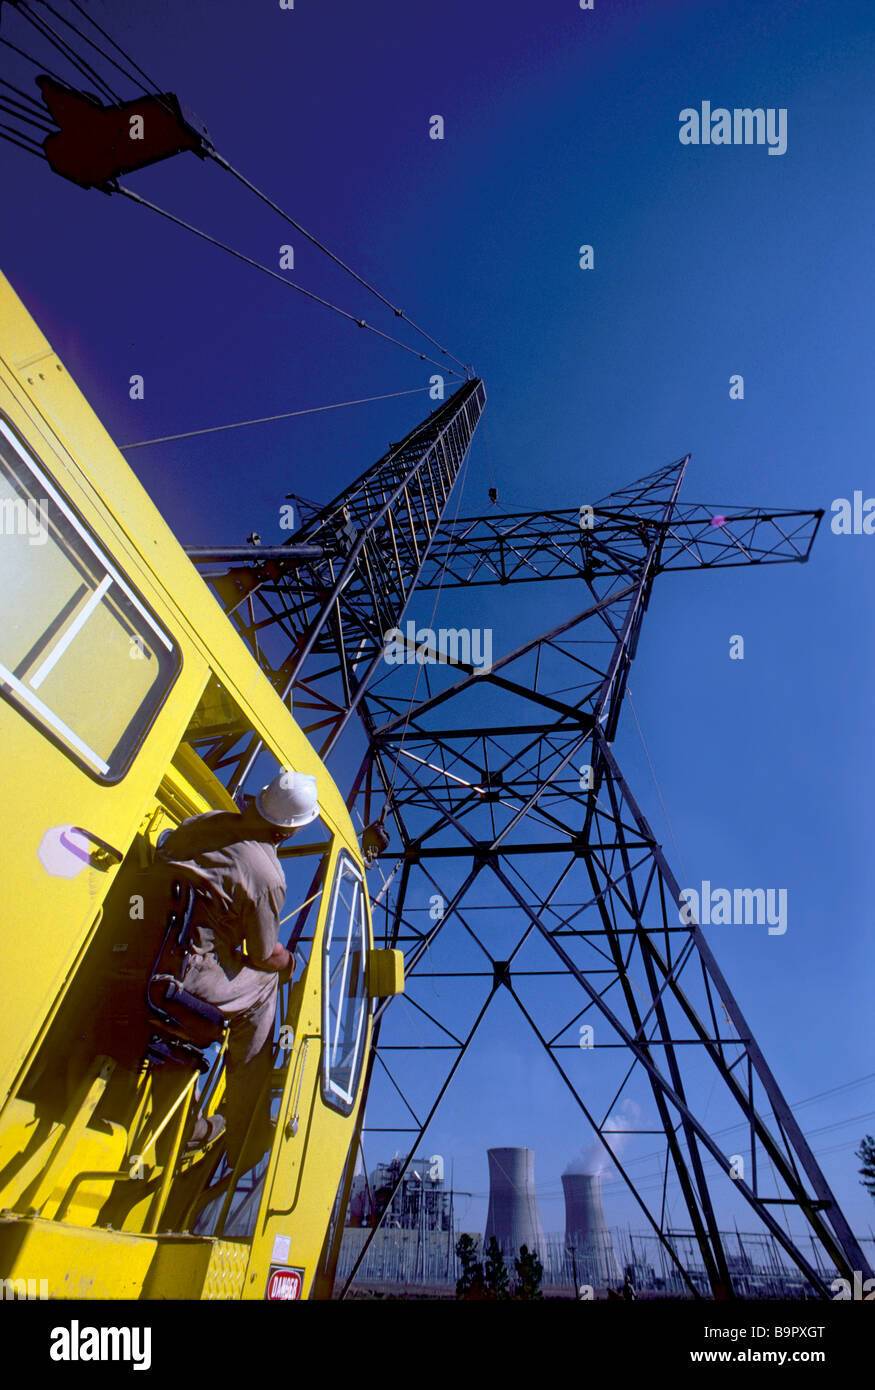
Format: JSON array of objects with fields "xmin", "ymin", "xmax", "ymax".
[{"xmin": 2, "ymin": 0, "xmax": 874, "ymax": 1244}]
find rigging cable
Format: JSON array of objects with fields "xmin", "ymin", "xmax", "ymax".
[
  {"xmin": 0, "ymin": 3, "xmax": 472, "ymax": 380},
  {"xmin": 66, "ymin": 0, "xmax": 163, "ymax": 93},
  {"xmin": 0, "ymin": 119, "xmax": 45, "ymax": 156},
  {"xmin": 15, "ymin": 1, "xmax": 121, "ymax": 102},
  {"xmin": 114, "ymin": 183, "xmax": 464, "ymax": 380},
  {"xmin": 0, "ymin": 95, "xmax": 53, "ymax": 131},
  {"xmin": 0, "ymin": 31, "xmax": 77, "ymax": 89},
  {"xmin": 0, "ymin": 72, "xmax": 52, "ymax": 111},
  {"xmin": 31, "ymin": 0, "xmax": 164, "ymax": 97},
  {"xmin": 210, "ymin": 151, "xmax": 470, "ymax": 376}
]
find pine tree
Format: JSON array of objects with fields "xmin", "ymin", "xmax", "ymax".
[
  {"xmin": 513, "ymin": 1244, "xmax": 544, "ymax": 1300},
  {"xmin": 483, "ymin": 1236, "xmax": 510, "ymax": 1299},
  {"xmin": 855, "ymin": 1135, "xmax": 875, "ymax": 1200},
  {"xmin": 455, "ymin": 1233, "xmax": 485, "ymax": 1299}
]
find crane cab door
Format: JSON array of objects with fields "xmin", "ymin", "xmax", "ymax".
[{"xmin": 0, "ymin": 403, "xmax": 192, "ymax": 1109}]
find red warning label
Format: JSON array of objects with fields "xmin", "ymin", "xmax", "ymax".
[{"xmin": 266, "ymin": 1266, "xmax": 304, "ymax": 1300}]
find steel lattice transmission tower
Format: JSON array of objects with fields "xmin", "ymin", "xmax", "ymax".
[{"xmin": 189, "ymin": 380, "xmax": 870, "ymax": 1300}]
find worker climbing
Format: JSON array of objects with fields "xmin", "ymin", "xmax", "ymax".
[{"xmin": 154, "ymin": 767, "xmax": 320, "ymax": 1168}]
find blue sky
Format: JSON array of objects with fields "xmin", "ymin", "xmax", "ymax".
[{"xmin": 2, "ymin": 0, "xmax": 874, "ymax": 1248}]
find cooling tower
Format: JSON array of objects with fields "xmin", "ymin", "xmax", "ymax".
[
  {"xmin": 562, "ymin": 1172, "xmax": 621, "ymax": 1286},
  {"xmin": 484, "ymin": 1147, "xmax": 545, "ymax": 1257}
]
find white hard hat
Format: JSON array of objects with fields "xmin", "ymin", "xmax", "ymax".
[{"xmin": 255, "ymin": 769, "xmax": 320, "ymax": 830}]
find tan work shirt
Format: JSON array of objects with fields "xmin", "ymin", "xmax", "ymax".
[{"xmin": 156, "ymin": 810, "xmax": 286, "ymax": 963}]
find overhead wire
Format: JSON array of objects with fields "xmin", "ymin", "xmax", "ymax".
[
  {"xmin": 524, "ymin": 1077, "xmax": 875, "ymax": 1207},
  {"xmin": 118, "ymin": 385, "xmax": 437, "ymax": 450},
  {"xmin": 591, "ymin": 1087, "xmax": 875, "ymax": 1196}
]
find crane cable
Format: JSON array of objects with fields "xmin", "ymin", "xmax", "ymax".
[
  {"xmin": 209, "ymin": 152, "xmax": 470, "ymax": 376},
  {"xmin": 58, "ymin": 0, "xmax": 472, "ymax": 373},
  {"xmin": 0, "ymin": 118, "xmax": 44, "ymax": 155},
  {"xmin": 1, "ymin": 1, "xmax": 472, "ymax": 380},
  {"xmin": 49, "ymin": 0, "xmax": 166, "ymax": 96},
  {"xmin": 114, "ymin": 183, "xmax": 464, "ymax": 380},
  {"xmin": 14, "ymin": 0, "xmax": 121, "ymax": 102},
  {"xmin": 0, "ymin": 95, "xmax": 53, "ymax": 131},
  {"xmin": 0, "ymin": 30, "xmax": 76, "ymax": 92}
]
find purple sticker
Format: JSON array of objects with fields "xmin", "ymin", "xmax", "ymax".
[{"xmin": 38, "ymin": 825, "xmax": 92, "ymax": 878}]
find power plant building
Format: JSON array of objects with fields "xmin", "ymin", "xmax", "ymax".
[{"xmin": 347, "ymin": 1154, "xmax": 450, "ymax": 1231}]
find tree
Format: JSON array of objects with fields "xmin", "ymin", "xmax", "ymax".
[
  {"xmin": 513, "ymin": 1244, "xmax": 544, "ymax": 1300},
  {"xmin": 455, "ymin": 1233, "xmax": 485, "ymax": 1299},
  {"xmin": 483, "ymin": 1236, "xmax": 510, "ymax": 1300},
  {"xmin": 855, "ymin": 1135, "xmax": 875, "ymax": 1200}
]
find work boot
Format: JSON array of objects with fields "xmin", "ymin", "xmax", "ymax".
[{"xmin": 185, "ymin": 1114, "xmax": 225, "ymax": 1151}]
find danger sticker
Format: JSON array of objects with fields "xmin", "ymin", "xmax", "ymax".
[{"xmin": 266, "ymin": 1266, "xmax": 305, "ymax": 1301}]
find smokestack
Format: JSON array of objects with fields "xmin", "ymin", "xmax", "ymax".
[
  {"xmin": 562, "ymin": 1172, "xmax": 620, "ymax": 1286},
  {"xmin": 484, "ymin": 1147, "xmax": 545, "ymax": 1257}
]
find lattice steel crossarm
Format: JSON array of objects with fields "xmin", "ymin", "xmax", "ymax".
[{"xmin": 416, "ymin": 494, "xmax": 823, "ymax": 591}]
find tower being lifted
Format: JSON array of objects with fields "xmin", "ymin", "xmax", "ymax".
[{"xmin": 190, "ymin": 379, "xmax": 869, "ymax": 1301}]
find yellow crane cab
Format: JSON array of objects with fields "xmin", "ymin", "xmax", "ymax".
[{"xmin": 0, "ymin": 268, "xmax": 403, "ymax": 1300}]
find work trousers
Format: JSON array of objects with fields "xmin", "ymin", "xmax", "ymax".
[{"xmin": 181, "ymin": 948, "xmax": 278, "ymax": 1168}]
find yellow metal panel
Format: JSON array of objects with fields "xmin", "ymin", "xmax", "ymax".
[
  {"xmin": 0, "ymin": 1216, "xmax": 156, "ymax": 1299},
  {"xmin": 366, "ymin": 948, "xmax": 405, "ymax": 998},
  {"xmin": 143, "ymin": 1236, "xmax": 248, "ymax": 1300}
]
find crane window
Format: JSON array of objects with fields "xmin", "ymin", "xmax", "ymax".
[
  {"xmin": 322, "ymin": 852, "xmax": 368, "ymax": 1114},
  {"xmin": 0, "ymin": 415, "xmax": 180, "ymax": 780}
]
